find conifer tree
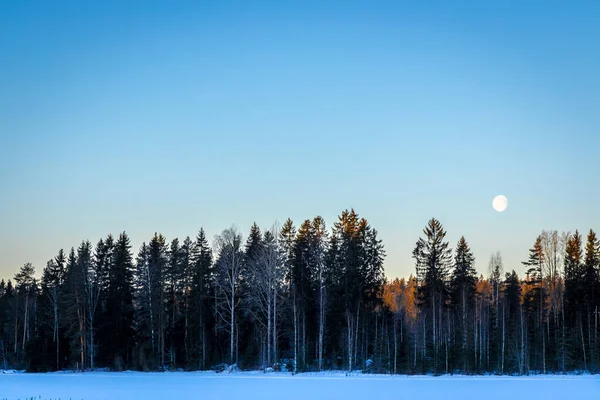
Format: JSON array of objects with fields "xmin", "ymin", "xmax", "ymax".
[
  {"xmin": 413, "ymin": 218, "xmax": 452, "ymax": 373},
  {"xmin": 189, "ymin": 229, "xmax": 213, "ymax": 369},
  {"xmin": 133, "ymin": 242, "xmax": 153, "ymax": 369},
  {"xmin": 165, "ymin": 238, "xmax": 182, "ymax": 368},
  {"xmin": 40, "ymin": 256, "xmax": 65, "ymax": 370},
  {"xmin": 583, "ymin": 230, "xmax": 599, "ymax": 370},
  {"xmin": 450, "ymin": 236, "xmax": 476, "ymax": 372},
  {"xmin": 179, "ymin": 236, "xmax": 193, "ymax": 367},
  {"xmin": 330, "ymin": 209, "xmax": 385, "ymax": 372},
  {"xmin": 104, "ymin": 233, "xmax": 135, "ymax": 370},
  {"xmin": 503, "ymin": 270, "xmax": 523, "ymax": 374},
  {"xmin": 522, "ymin": 235, "xmax": 546, "ymax": 373}
]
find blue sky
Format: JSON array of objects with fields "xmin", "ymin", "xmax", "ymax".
[{"xmin": 1, "ymin": 0, "xmax": 599, "ymax": 280}]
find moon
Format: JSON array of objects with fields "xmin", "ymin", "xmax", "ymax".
[{"xmin": 493, "ymin": 195, "xmax": 508, "ymax": 212}]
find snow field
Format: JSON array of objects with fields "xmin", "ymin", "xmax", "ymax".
[{"xmin": 1, "ymin": 371, "xmax": 599, "ymax": 400}]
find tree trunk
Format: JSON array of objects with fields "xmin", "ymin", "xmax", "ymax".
[
  {"xmin": 346, "ymin": 309, "xmax": 352, "ymax": 372},
  {"xmin": 462, "ymin": 287, "xmax": 467, "ymax": 372},
  {"xmin": 433, "ymin": 290, "xmax": 437, "ymax": 372},
  {"xmin": 354, "ymin": 306, "xmax": 360, "ymax": 370},
  {"xmin": 90, "ymin": 318, "xmax": 94, "ymax": 370},
  {"xmin": 445, "ymin": 310, "xmax": 449, "ymax": 374},
  {"xmin": 14, "ymin": 294, "xmax": 18, "ymax": 354},
  {"xmin": 581, "ymin": 316, "xmax": 587, "ymax": 370},
  {"xmin": 501, "ymin": 302, "xmax": 505, "ymax": 374},
  {"xmin": 561, "ymin": 294, "xmax": 565, "ymax": 373},
  {"xmin": 293, "ymin": 292, "xmax": 298, "ymax": 374},
  {"xmin": 318, "ymin": 279, "xmax": 324, "ymax": 371},
  {"xmin": 302, "ymin": 312, "xmax": 306, "ymax": 370},
  {"xmin": 541, "ymin": 282, "xmax": 545, "ymax": 374},
  {"xmin": 273, "ymin": 285, "xmax": 277, "ymax": 366},
  {"xmin": 393, "ymin": 315, "xmax": 397, "ymax": 374},
  {"xmin": 267, "ymin": 289, "xmax": 271, "ymax": 368},
  {"xmin": 22, "ymin": 293, "xmax": 28, "ymax": 351},
  {"xmin": 52, "ymin": 288, "xmax": 59, "ymax": 370},
  {"xmin": 230, "ymin": 292, "xmax": 235, "ymax": 365},
  {"xmin": 184, "ymin": 290, "xmax": 189, "ymax": 365},
  {"xmin": 520, "ymin": 307, "xmax": 525, "ymax": 375},
  {"xmin": 160, "ymin": 286, "xmax": 165, "ymax": 368},
  {"xmin": 474, "ymin": 300, "xmax": 478, "ymax": 371}
]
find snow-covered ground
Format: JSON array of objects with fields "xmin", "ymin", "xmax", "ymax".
[{"xmin": 1, "ymin": 371, "xmax": 599, "ymax": 400}]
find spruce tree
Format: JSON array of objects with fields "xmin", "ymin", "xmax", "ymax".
[
  {"xmin": 180, "ymin": 236, "xmax": 193, "ymax": 367},
  {"xmin": 503, "ymin": 270, "xmax": 523, "ymax": 374},
  {"xmin": 583, "ymin": 230, "xmax": 599, "ymax": 370},
  {"xmin": 133, "ymin": 241, "xmax": 152, "ymax": 370},
  {"xmin": 165, "ymin": 238, "xmax": 182, "ymax": 368},
  {"xmin": 564, "ymin": 231, "xmax": 585, "ymax": 370},
  {"xmin": 104, "ymin": 233, "xmax": 135, "ymax": 370},
  {"xmin": 329, "ymin": 209, "xmax": 385, "ymax": 372},
  {"xmin": 522, "ymin": 235, "xmax": 546, "ymax": 373},
  {"xmin": 189, "ymin": 228, "xmax": 213, "ymax": 369},
  {"xmin": 450, "ymin": 236, "xmax": 476, "ymax": 372},
  {"xmin": 413, "ymin": 218, "xmax": 452, "ymax": 373},
  {"xmin": 40, "ymin": 257, "xmax": 65, "ymax": 371}
]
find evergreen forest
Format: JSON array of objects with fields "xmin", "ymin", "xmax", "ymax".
[{"xmin": 1, "ymin": 209, "xmax": 599, "ymax": 375}]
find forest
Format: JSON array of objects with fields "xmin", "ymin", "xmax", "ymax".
[{"xmin": 0, "ymin": 209, "xmax": 599, "ymax": 375}]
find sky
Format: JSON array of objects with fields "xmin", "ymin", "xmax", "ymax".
[{"xmin": 1, "ymin": 0, "xmax": 599, "ymax": 281}]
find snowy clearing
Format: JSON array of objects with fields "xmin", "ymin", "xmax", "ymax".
[{"xmin": 1, "ymin": 371, "xmax": 599, "ymax": 400}]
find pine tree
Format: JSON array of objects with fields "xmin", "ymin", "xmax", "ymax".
[
  {"xmin": 279, "ymin": 218, "xmax": 297, "ymax": 372},
  {"xmin": 0, "ymin": 280, "xmax": 15, "ymax": 369},
  {"xmin": 180, "ymin": 236, "xmax": 193, "ymax": 367},
  {"xmin": 165, "ymin": 238, "xmax": 182, "ymax": 368},
  {"xmin": 62, "ymin": 245, "xmax": 89, "ymax": 371},
  {"xmin": 503, "ymin": 270, "xmax": 523, "ymax": 374},
  {"xmin": 188, "ymin": 229, "xmax": 213, "ymax": 370},
  {"xmin": 147, "ymin": 233, "xmax": 168, "ymax": 368},
  {"xmin": 450, "ymin": 236, "xmax": 476, "ymax": 372},
  {"xmin": 104, "ymin": 233, "xmax": 135, "ymax": 370},
  {"xmin": 330, "ymin": 209, "xmax": 385, "ymax": 372},
  {"xmin": 291, "ymin": 219, "xmax": 315, "ymax": 371},
  {"xmin": 564, "ymin": 231, "xmax": 585, "ymax": 370},
  {"xmin": 522, "ymin": 235, "xmax": 546, "ymax": 373},
  {"xmin": 583, "ymin": 230, "xmax": 599, "ymax": 370},
  {"xmin": 133, "ymin": 242, "xmax": 152, "ymax": 370},
  {"xmin": 413, "ymin": 218, "xmax": 452, "ymax": 374},
  {"xmin": 40, "ymin": 256, "xmax": 65, "ymax": 370}
]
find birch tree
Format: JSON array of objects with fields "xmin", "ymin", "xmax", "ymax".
[{"xmin": 214, "ymin": 227, "xmax": 244, "ymax": 365}]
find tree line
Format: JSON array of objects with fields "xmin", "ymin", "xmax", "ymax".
[{"xmin": 0, "ymin": 211, "xmax": 598, "ymax": 375}]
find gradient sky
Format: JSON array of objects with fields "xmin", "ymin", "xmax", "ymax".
[{"xmin": 1, "ymin": 1, "xmax": 599, "ymax": 281}]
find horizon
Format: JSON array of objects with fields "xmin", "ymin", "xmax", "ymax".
[{"xmin": 2, "ymin": 1, "xmax": 599, "ymax": 281}]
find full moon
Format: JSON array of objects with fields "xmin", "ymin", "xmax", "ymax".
[{"xmin": 493, "ymin": 195, "xmax": 508, "ymax": 212}]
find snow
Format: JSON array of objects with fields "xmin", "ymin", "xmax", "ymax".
[{"xmin": 1, "ymin": 371, "xmax": 598, "ymax": 400}]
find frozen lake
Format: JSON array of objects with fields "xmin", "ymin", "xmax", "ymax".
[{"xmin": 1, "ymin": 371, "xmax": 599, "ymax": 400}]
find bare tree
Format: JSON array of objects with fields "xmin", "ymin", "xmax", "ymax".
[
  {"xmin": 312, "ymin": 217, "xmax": 328, "ymax": 371},
  {"xmin": 214, "ymin": 227, "xmax": 244, "ymax": 365},
  {"xmin": 489, "ymin": 252, "xmax": 503, "ymax": 320},
  {"xmin": 245, "ymin": 225, "xmax": 283, "ymax": 367}
]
